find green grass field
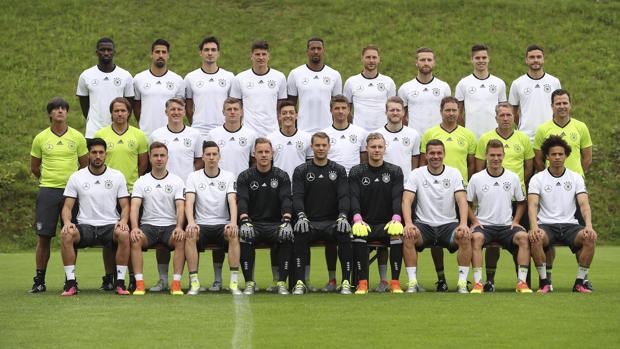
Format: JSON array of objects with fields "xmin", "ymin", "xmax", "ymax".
[{"xmin": 2, "ymin": 247, "xmax": 619, "ymax": 348}]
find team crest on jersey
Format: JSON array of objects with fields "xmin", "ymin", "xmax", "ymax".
[
  {"xmin": 457, "ymin": 138, "xmax": 465, "ymax": 147},
  {"xmin": 198, "ymin": 183, "xmax": 206, "ymax": 191},
  {"xmin": 295, "ymin": 141, "xmax": 304, "ymax": 150},
  {"xmin": 544, "ymin": 184, "xmax": 552, "ymax": 193},
  {"xmin": 128, "ymin": 139, "xmax": 136, "ymax": 149},
  {"xmin": 218, "ymin": 79, "xmax": 227, "ymax": 87},
  {"xmin": 323, "ymin": 76, "xmax": 331, "ymax": 85},
  {"xmin": 113, "ymin": 77, "xmax": 122, "ymax": 87},
  {"xmin": 503, "ymin": 182, "xmax": 511, "ymax": 191},
  {"xmin": 482, "ymin": 184, "xmax": 489, "ymax": 192},
  {"xmin": 361, "ymin": 177, "xmax": 371, "ymax": 186},
  {"xmin": 432, "ymin": 88, "xmax": 441, "ymax": 97},
  {"xmin": 196, "ymin": 81, "xmax": 205, "ymax": 88},
  {"xmin": 183, "ymin": 138, "xmax": 192, "ymax": 148},
  {"xmin": 306, "ymin": 172, "xmax": 315, "ymax": 182},
  {"xmin": 570, "ymin": 132, "xmax": 578, "ymax": 141},
  {"xmin": 267, "ymin": 80, "xmax": 276, "ymax": 89},
  {"xmin": 563, "ymin": 181, "xmax": 572, "ymax": 191},
  {"xmin": 166, "ymin": 81, "xmax": 175, "ymax": 90},
  {"xmin": 67, "ymin": 140, "xmax": 76, "ymax": 150},
  {"xmin": 513, "ymin": 144, "xmax": 522, "ymax": 153},
  {"xmin": 377, "ymin": 82, "xmax": 386, "ymax": 92},
  {"xmin": 543, "ymin": 84, "xmax": 552, "ymax": 93},
  {"xmin": 468, "ymin": 86, "xmax": 477, "ymax": 94},
  {"xmin": 402, "ymin": 137, "xmax": 411, "ymax": 146},
  {"xmin": 104, "ymin": 180, "xmax": 113, "ymax": 189},
  {"xmin": 250, "ymin": 181, "xmax": 259, "ymax": 190},
  {"xmin": 82, "ymin": 182, "xmax": 91, "ymax": 190},
  {"xmin": 270, "ymin": 178, "xmax": 279, "ymax": 188},
  {"xmin": 143, "ymin": 82, "xmax": 151, "ymax": 90},
  {"xmin": 328, "ymin": 171, "xmax": 337, "ymax": 181},
  {"xmin": 382, "ymin": 173, "xmax": 391, "ymax": 183},
  {"xmin": 164, "ymin": 184, "xmax": 173, "ymax": 193},
  {"xmin": 217, "ymin": 181, "xmax": 226, "ymax": 191},
  {"xmin": 442, "ymin": 178, "xmax": 451, "ymax": 189},
  {"xmin": 349, "ymin": 134, "xmax": 358, "ymax": 143},
  {"xmin": 489, "ymin": 84, "xmax": 497, "ymax": 93},
  {"xmin": 246, "ymin": 81, "xmax": 254, "ymax": 89},
  {"xmin": 239, "ymin": 137, "xmax": 247, "ymax": 146}
]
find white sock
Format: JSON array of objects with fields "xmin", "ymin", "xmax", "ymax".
[
  {"xmin": 230, "ymin": 270, "xmax": 239, "ymax": 284},
  {"xmin": 406, "ymin": 267, "xmax": 417, "ymax": 281},
  {"xmin": 213, "ymin": 263, "xmax": 223, "ymax": 283},
  {"xmin": 173, "ymin": 274, "xmax": 182, "ymax": 282},
  {"xmin": 536, "ymin": 263, "xmax": 547, "ymax": 279},
  {"xmin": 158, "ymin": 264, "xmax": 169, "ymax": 282},
  {"xmin": 458, "ymin": 266, "xmax": 469, "ymax": 282},
  {"xmin": 518, "ymin": 266, "xmax": 528, "ymax": 283},
  {"xmin": 577, "ymin": 266, "xmax": 588, "ymax": 280},
  {"xmin": 328, "ymin": 270, "xmax": 336, "ymax": 281},
  {"xmin": 135, "ymin": 273, "xmax": 144, "ymax": 281},
  {"xmin": 271, "ymin": 266, "xmax": 279, "ymax": 281},
  {"xmin": 64, "ymin": 265, "xmax": 76, "ymax": 280},
  {"xmin": 189, "ymin": 273, "xmax": 199, "ymax": 283},
  {"xmin": 379, "ymin": 264, "xmax": 388, "ymax": 281},
  {"xmin": 305, "ymin": 265, "xmax": 311, "ymax": 281},
  {"xmin": 473, "ymin": 267, "xmax": 482, "ymax": 283},
  {"xmin": 117, "ymin": 265, "xmax": 128, "ymax": 281}
]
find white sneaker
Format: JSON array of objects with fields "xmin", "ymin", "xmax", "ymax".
[
  {"xmin": 243, "ymin": 281, "xmax": 256, "ymax": 295},
  {"xmin": 340, "ymin": 280, "xmax": 352, "ymax": 295},
  {"xmin": 148, "ymin": 279, "xmax": 168, "ymax": 292},
  {"xmin": 230, "ymin": 280, "xmax": 242, "ymax": 295},
  {"xmin": 187, "ymin": 280, "xmax": 201, "ymax": 296},
  {"xmin": 277, "ymin": 281, "xmax": 289, "ymax": 295},
  {"xmin": 406, "ymin": 280, "xmax": 421, "ymax": 293},
  {"xmin": 265, "ymin": 281, "xmax": 278, "ymax": 293},
  {"xmin": 292, "ymin": 281, "xmax": 306, "ymax": 295},
  {"xmin": 456, "ymin": 280, "xmax": 469, "ymax": 294}
]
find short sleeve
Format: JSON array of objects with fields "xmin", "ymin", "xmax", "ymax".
[
  {"xmin": 278, "ymin": 74, "xmax": 288, "ymax": 99},
  {"xmin": 387, "ymin": 77, "xmax": 397, "ymax": 97},
  {"xmin": 513, "ymin": 174, "xmax": 525, "ymax": 201},
  {"xmin": 226, "ymin": 174, "xmax": 236, "ymax": 194},
  {"xmin": 184, "ymin": 75, "xmax": 193, "ymax": 99},
  {"xmin": 137, "ymin": 130, "xmax": 148, "ymax": 154},
  {"xmin": 287, "ymin": 71, "xmax": 298, "ymax": 96},
  {"xmin": 63, "ymin": 174, "xmax": 78, "ymax": 198},
  {"xmin": 420, "ymin": 130, "xmax": 430, "ymax": 154},
  {"xmin": 579, "ymin": 123, "xmax": 593, "ymax": 148},
  {"xmin": 76, "ymin": 73, "xmax": 88, "ymax": 97},
  {"xmin": 332, "ymin": 72, "xmax": 342, "ymax": 96},
  {"xmin": 193, "ymin": 132, "xmax": 203, "ymax": 158},
  {"xmin": 343, "ymin": 78, "xmax": 353, "ymax": 101},
  {"xmin": 455, "ymin": 79, "xmax": 465, "ymax": 102},
  {"xmin": 117, "ymin": 175, "xmax": 130, "ymax": 198},
  {"xmin": 175, "ymin": 78, "xmax": 186, "ymax": 99},
  {"xmin": 404, "ymin": 171, "xmax": 417, "ymax": 192},
  {"xmin": 397, "ymin": 85, "xmax": 408, "ymax": 107},
  {"xmin": 30, "ymin": 134, "xmax": 42, "ymax": 158},
  {"xmin": 229, "ymin": 76, "xmax": 242, "ymax": 99},
  {"xmin": 443, "ymin": 82, "xmax": 451, "ymax": 97},
  {"xmin": 452, "ymin": 170, "xmax": 465, "ymax": 192},
  {"xmin": 466, "ymin": 176, "xmax": 476, "ymax": 202},
  {"xmin": 174, "ymin": 178, "xmax": 185, "ymax": 200},
  {"xmin": 133, "ymin": 77, "xmax": 142, "ymax": 100},
  {"xmin": 508, "ymin": 81, "xmax": 519, "ymax": 106},
  {"xmin": 498, "ymin": 80, "xmax": 507, "ymax": 102},
  {"xmin": 467, "ymin": 131, "xmax": 477, "ymax": 155},
  {"xmin": 185, "ymin": 173, "xmax": 196, "ymax": 193},
  {"xmin": 575, "ymin": 174, "xmax": 587, "ymax": 194},
  {"xmin": 76, "ymin": 134, "xmax": 88, "ymax": 157},
  {"xmin": 411, "ymin": 130, "xmax": 421, "ymax": 156},
  {"xmin": 359, "ymin": 130, "xmax": 368, "ymax": 152},
  {"xmin": 523, "ymin": 137, "xmax": 535, "ymax": 160},
  {"xmin": 528, "ymin": 175, "xmax": 541, "ymax": 195},
  {"xmin": 124, "ymin": 74, "xmax": 135, "ymax": 98},
  {"xmin": 475, "ymin": 136, "xmax": 487, "ymax": 160},
  {"xmin": 131, "ymin": 178, "xmax": 144, "ymax": 198},
  {"xmin": 533, "ymin": 127, "xmax": 544, "ymax": 150}
]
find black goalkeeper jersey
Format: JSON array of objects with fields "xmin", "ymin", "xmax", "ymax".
[
  {"xmin": 349, "ymin": 161, "xmax": 403, "ymax": 225},
  {"xmin": 237, "ymin": 166, "xmax": 292, "ymax": 223},
  {"xmin": 292, "ymin": 159, "xmax": 349, "ymax": 221}
]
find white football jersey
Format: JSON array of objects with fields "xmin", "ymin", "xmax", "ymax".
[
  {"xmin": 185, "ymin": 169, "xmax": 236, "ymax": 225},
  {"xmin": 133, "ymin": 69, "xmax": 185, "ymax": 137},
  {"xmin": 371, "ymin": 125, "xmax": 421, "ymax": 174},
  {"xmin": 455, "ymin": 74, "xmax": 507, "ymax": 139},
  {"xmin": 398, "ymin": 77, "xmax": 451, "ymax": 135},
  {"xmin": 184, "ymin": 67, "xmax": 234, "ymax": 135},
  {"xmin": 405, "ymin": 165, "xmax": 465, "ymax": 226},
  {"xmin": 344, "ymin": 73, "xmax": 396, "ymax": 131},
  {"xmin": 528, "ymin": 168, "xmax": 586, "ymax": 225},
  {"xmin": 76, "ymin": 65, "xmax": 134, "ymax": 138},
  {"xmin": 322, "ymin": 124, "xmax": 367, "ymax": 175},
  {"xmin": 287, "ymin": 64, "xmax": 342, "ymax": 132},
  {"xmin": 230, "ymin": 68, "xmax": 287, "ymax": 137},
  {"xmin": 205, "ymin": 125, "xmax": 257, "ymax": 178},
  {"xmin": 508, "ymin": 73, "xmax": 561, "ymax": 141},
  {"xmin": 64, "ymin": 167, "xmax": 129, "ymax": 226},
  {"xmin": 149, "ymin": 126, "xmax": 203, "ymax": 182},
  {"xmin": 267, "ymin": 129, "xmax": 313, "ymax": 180},
  {"xmin": 132, "ymin": 172, "xmax": 185, "ymax": 226},
  {"xmin": 467, "ymin": 168, "xmax": 524, "ymax": 226}
]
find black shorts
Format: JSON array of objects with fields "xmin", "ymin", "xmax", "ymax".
[
  {"xmin": 76, "ymin": 224, "xmax": 115, "ymax": 248},
  {"xmin": 306, "ymin": 220, "xmax": 338, "ymax": 243},
  {"xmin": 198, "ymin": 224, "xmax": 228, "ymax": 251},
  {"xmin": 35, "ymin": 187, "xmax": 76, "ymax": 237},
  {"xmin": 243, "ymin": 221, "xmax": 280, "ymax": 245},
  {"xmin": 414, "ymin": 221, "xmax": 459, "ymax": 253},
  {"xmin": 539, "ymin": 223, "xmax": 585, "ymax": 254},
  {"xmin": 141, "ymin": 224, "xmax": 175, "ymax": 249},
  {"xmin": 473, "ymin": 225, "xmax": 525, "ymax": 253}
]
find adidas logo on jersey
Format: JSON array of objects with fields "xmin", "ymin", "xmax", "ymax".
[
  {"xmin": 287, "ymin": 141, "xmax": 293, "ymax": 145},
  {"xmin": 535, "ymin": 84, "xmax": 540, "ymax": 88},
  {"xmin": 480, "ymin": 84, "xmax": 485, "ymax": 88},
  {"xmin": 556, "ymin": 182, "xmax": 561, "ymax": 186},
  {"xmin": 340, "ymin": 135, "xmax": 346, "ymax": 139},
  {"xmin": 434, "ymin": 180, "xmax": 439, "ymax": 184},
  {"xmin": 374, "ymin": 178, "xmax": 379, "ymax": 182},
  {"xmin": 423, "ymin": 88, "xmax": 429, "ymax": 92},
  {"xmin": 261, "ymin": 183, "xmax": 267, "ymax": 187},
  {"xmin": 318, "ymin": 174, "xmax": 324, "ymax": 178},
  {"xmin": 393, "ymin": 137, "xmax": 399, "ymax": 141},
  {"xmin": 95, "ymin": 180, "xmax": 100, "ymax": 185},
  {"xmin": 209, "ymin": 78, "xmax": 214, "ymax": 82},
  {"xmin": 258, "ymin": 80, "xmax": 264, "ymax": 84},
  {"xmin": 173, "ymin": 137, "xmax": 179, "ymax": 142},
  {"xmin": 314, "ymin": 75, "xmax": 319, "ymax": 79},
  {"xmin": 156, "ymin": 184, "xmax": 161, "ymax": 188},
  {"xmin": 229, "ymin": 137, "xmax": 235, "ymax": 141},
  {"xmin": 447, "ymin": 137, "xmax": 453, "ymax": 141},
  {"xmin": 369, "ymin": 83, "xmax": 374, "ymax": 87},
  {"xmin": 156, "ymin": 81, "xmax": 162, "ymax": 84},
  {"xmin": 494, "ymin": 182, "xmax": 499, "ymax": 186},
  {"xmin": 57, "ymin": 141, "xmax": 63, "ymax": 145},
  {"xmin": 118, "ymin": 140, "xmax": 124, "ymax": 144}
]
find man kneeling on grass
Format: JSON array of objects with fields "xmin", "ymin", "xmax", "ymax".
[
  {"xmin": 130, "ymin": 142, "xmax": 186, "ymax": 295},
  {"xmin": 60, "ymin": 138, "xmax": 130, "ymax": 296}
]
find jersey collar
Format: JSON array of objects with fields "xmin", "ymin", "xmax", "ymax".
[
  {"xmin": 526, "ymin": 72, "xmax": 546, "ymax": 81},
  {"xmin": 426, "ymin": 165, "xmax": 445, "ymax": 176},
  {"xmin": 203, "ymin": 168, "xmax": 220, "ymax": 179},
  {"xmin": 547, "ymin": 167, "xmax": 566, "ymax": 178},
  {"xmin": 151, "ymin": 170, "xmax": 169, "ymax": 180},
  {"xmin": 415, "ymin": 76, "xmax": 435, "ymax": 85},
  {"xmin": 251, "ymin": 67, "xmax": 270, "ymax": 76},
  {"xmin": 200, "ymin": 67, "xmax": 220, "ymax": 75},
  {"xmin": 485, "ymin": 167, "xmax": 505, "ymax": 178},
  {"xmin": 166, "ymin": 125, "xmax": 186, "ymax": 134}
]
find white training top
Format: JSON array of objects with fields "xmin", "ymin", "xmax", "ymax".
[
  {"xmin": 267, "ymin": 129, "xmax": 313, "ymax": 180},
  {"xmin": 467, "ymin": 168, "xmax": 524, "ymax": 226},
  {"xmin": 508, "ymin": 73, "xmax": 561, "ymax": 141},
  {"xmin": 230, "ymin": 68, "xmax": 287, "ymax": 137},
  {"xmin": 64, "ymin": 167, "xmax": 129, "ymax": 226},
  {"xmin": 185, "ymin": 168, "xmax": 236, "ymax": 225},
  {"xmin": 133, "ymin": 69, "xmax": 185, "ymax": 137},
  {"xmin": 398, "ymin": 76, "xmax": 451, "ymax": 135},
  {"xmin": 287, "ymin": 64, "xmax": 342, "ymax": 132},
  {"xmin": 528, "ymin": 168, "xmax": 586, "ymax": 225},
  {"xmin": 184, "ymin": 67, "xmax": 234, "ymax": 136},
  {"xmin": 370, "ymin": 125, "xmax": 421, "ymax": 175},
  {"xmin": 149, "ymin": 126, "xmax": 203, "ymax": 182},
  {"xmin": 76, "ymin": 65, "xmax": 134, "ymax": 138},
  {"xmin": 322, "ymin": 123, "xmax": 368, "ymax": 175},
  {"xmin": 344, "ymin": 73, "xmax": 397, "ymax": 132},
  {"xmin": 405, "ymin": 165, "xmax": 465, "ymax": 226},
  {"xmin": 205, "ymin": 125, "xmax": 257, "ymax": 178},
  {"xmin": 455, "ymin": 73, "xmax": 507, "ymax": 139},
  {"xmin": 132, "ymin": 172, "xmax": 185, "ymax": 226}
]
